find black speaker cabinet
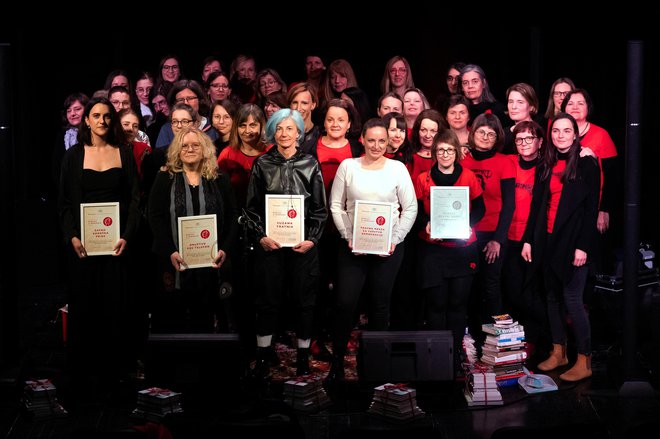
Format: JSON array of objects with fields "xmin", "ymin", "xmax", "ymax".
[
  {"xmin": 145, "ymin": 333, "xmax": 241, "ymax": 400},
  {"xmin": 357, "ymin": 330, "xmax": 453, "ymax": 382}
]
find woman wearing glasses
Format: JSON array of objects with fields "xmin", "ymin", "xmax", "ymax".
[
  {"xmin": 542, "ymin": 78, "xmax": 575, "ymax": 132},
  {"xmin": 255, "ymin": 68, "xmax": 288, "ymax": 103},
  {"xmin": 210, "ymin": 99, "xmax": 237, "ymax": 157},
  {"xmin": 148, "ymin": 127, "xmax": 238, "ymax": 333},
  {"xmin": 206, "ymin": 71, "xmax": 233, "ymax": 103},
  {"xmin": 154, "ymin": 55, "xmax": 184, "ymax": 98},
  {"xmin": 501, "ymin": 121, "xmax": 548, "ymax": 361},
  {"xmin": 155, "ymin": 80, "xmax": 217, "ymax": 148},
  {"xmin": 142, "ymin": 104, "xmax": 199, "ymax": 207},
  {"xmin": 380, "ymin": 56, "xmax": 415, "ymax": 98},
  {"xmin": 503, "ymin": 83, "xmax": 541, "ymax": 154},
  {"xmin": 461, "ymin": 113, "xmax": 515, "ymax": 333},
  {"xmin": 414, "ymin": 129, "xmax": 485, "ymax": 372}
]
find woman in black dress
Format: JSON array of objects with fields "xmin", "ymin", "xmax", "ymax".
[{"xmin": 58, "ymin": 97, "xmax": 141, "ymax": 389}]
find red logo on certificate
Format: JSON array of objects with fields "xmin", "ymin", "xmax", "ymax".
[
  {"xmin": 103, "ymin": 217, "xmax": 113, "ymax": 226},
  {"xmin": 376, "ymin": 216, "xmax": 386, "ymax": 226},
  {"xmin": 287, "ymin": 209, "xmax": 297, "ymax": 219},
  {"xmin": 200, "ymin": 229, "xmax": 210, "ymax": 239}
]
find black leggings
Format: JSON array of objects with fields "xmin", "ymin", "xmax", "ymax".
[{"xmin": 331, "ymin": 243, "xmax": 404, "ymax": 350}]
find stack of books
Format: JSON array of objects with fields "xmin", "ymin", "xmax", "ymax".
[
  {"xmin": 282, "ymin": 375, "xmax": 331, "ymax": 413},
  {"xmin": 21, "ymin": 379, "xmax": 68, "ymax": 419},
  {"xmin": 463, "ymin": 369, "xmax": 503, "ymax": 406},
  {"xmin": 132, "ymin": 387, "xmax": 183, "ymax": 422},
  {"xmin": 367, "ymin": 383, "xmax": 425, "ymax": 422},
  {"xmin": 480, "ymin": 314, "xmax": 527, "ymax": 385}
]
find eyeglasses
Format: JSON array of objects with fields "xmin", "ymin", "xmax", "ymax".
[
  {"xmin": 553, "ymin": 91, "xmax": 570, "ymax": 97},
  {"xmin": 163, "ymin": 65, "xmax": 179, "ymax": 71},
  {"xmin": 175, "ymin": 96, "xmax": 199, "ymax": 104},
  {"xmin": 259, "ymin": 80, "xmax": 277, "ymax": 88},
  {"xmin": 436, "ymin": 148, "xmax": 456, "ymax": 156},
  {"xmin": 153, "ymin": 100, "xmax": 168, "ymax": 110},
  {"xmin": 419, "ymin": 128, "xmax": 438, "ymax": 137},
  {"xmin": 475, "ymin": 129, "xmax": 497, "ymax": 140},
  {"xmin": 213, "ymin": 114, "xmax": 232, "ymax": 121},
  {"xmin": 515, "ymin": 136, "xmax": 537, "ymax": 145},
  {"xmin": 210, "ymin": 83, "xmax": 229, "ymax": 90},
  {"xmin": 171, "ymin": 119, "xmax": 193, "ymax": 127},
  {"xmin": 136, "ymin": 87, "xmax": 152, "ymax": 95},
  {"xmin": 110, "ymin": 100, "xmax": 130, "ymax": 108},
  {"xmin": 390, "ymin": 68, "xmax": 407, "ymax": 75},
  {"xmin": 181, "ymin": 142, "xmax": 201, "ymax": 151}
]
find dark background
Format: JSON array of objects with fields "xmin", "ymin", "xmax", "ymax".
[{"xmin": 0, "ymin": 23, "xmax": 657, "ymax": 364}]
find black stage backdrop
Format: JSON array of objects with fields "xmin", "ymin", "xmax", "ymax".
[{"xmin": 1, "ymin": 23, "xmax": 658, "ymax": 255}]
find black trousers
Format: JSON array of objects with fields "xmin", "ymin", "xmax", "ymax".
[
  {"xmin": 254, "ymin": 246, "xmax": 320, "ymax": 341},
  {"xmin": 331, "ymin": 243, "xmax": 404, "ymax": 350}
]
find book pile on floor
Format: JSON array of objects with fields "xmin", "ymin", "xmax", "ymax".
[
  {"xmin": 367, "ymin": 383, "xmax": 425, "ymax": 421},
  {"xmin": 480, "ymin": 313, "xmax": 527, "ymax": 386},
  {"xmin": 21, "ymin": 379, "xmax": 68, "ymax": 419},
  {"xmin": 282, "ymin": 375, "xmax": 331, "ymax": 413},
  {"xmin": 131, "ymin": 387, "xmax": 183, "ymax": 422},
  {"xmin": 464, "ymin": 368, "xmax": 503, "ymax": 406}
]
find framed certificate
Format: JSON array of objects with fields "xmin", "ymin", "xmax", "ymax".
[
  {"xmin": 265, "ymin": 194, "xmax": 304, "ymax": 247},
  {"xmin": 80, "ymin": 202, "xmax": 120, "ymax": 256},
  {"xmin": 351, "ymin": 200, "xmax": 393, "ymax": 255},
  {"xmin": 430, "ymin": 186, "xmax": 470, "ymax": 239},
  {"xmin": 177, "ymin": 214, "xmax": 218, "ymax": 269}
]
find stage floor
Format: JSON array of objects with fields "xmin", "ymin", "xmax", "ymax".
[{"xmin": 2, "ymin": 284, "xmax": 660, "ymax": 438}]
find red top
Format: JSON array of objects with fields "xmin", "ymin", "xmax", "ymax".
[
  {"xmin": 415, "ymin": 167, "xmax": 483, "ymax": 246},
  {"xmin": 410, "ymin": 153, "xmax": 432, "ymax": 184},
  {"xmin": 547, "ymin": 159, "xmax": 566, "ymax": 233},
  {"xmin": 316, "ymin": 138, "xmax": 353, "ymax": 194},
  {"xmin": 217, "ymin": 145, "xmax": 269, "ymax": 206},
  {"xmin": 132, "ymin": 141, "xmax": 151, "ymax": 177},
  {"xmin": 461, "ymin": 152, "xmax": 516, "ymax": 232},
  {"xmin": 580, "ymin": 123, "xmax": 616, "ymax": 206},
  {"xmin": 508, "ymin": 155, "xmax": 536, "ymax": 241}
]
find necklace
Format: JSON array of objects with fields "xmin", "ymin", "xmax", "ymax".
[{"xmin": 579, "ymin": 122, "xmax": 590, "ymax": 137}]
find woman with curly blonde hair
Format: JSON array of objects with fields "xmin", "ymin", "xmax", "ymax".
[{"xmin": 148, "ymin": 127, "xmax": 238, "ymax": 332}]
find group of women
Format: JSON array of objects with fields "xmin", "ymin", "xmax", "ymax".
[{"xmin": 56, "ymin": 56, "xmax": 615, "ymax": 387}]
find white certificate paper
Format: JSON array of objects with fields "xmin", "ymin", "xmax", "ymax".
[
  {"xmin": 430, "ymin": 186, "xmax": 470, "ymax": 239},
  {"xmin": 351, "ymin": 200, "xmax": 393, "ymax": 255},
  {"xmin": 178, "ymin": 214, "xmax": 218, "ymax": 269},
  {"xmin": 80, "ymin": 202, "xmax": 120, "ymax": 256},
  {"xmin": 265, "ymin": 194, "xmax": 304, "ymax": 247}
]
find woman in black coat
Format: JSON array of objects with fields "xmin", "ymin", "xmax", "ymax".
[{"xmin": 523, "ymin": 113, "xmax": 600, "ymax": 382}]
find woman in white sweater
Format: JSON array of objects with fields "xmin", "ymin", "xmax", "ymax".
[{"xmin": 326, "ymin": 118, "xmax": 417, "ymax": 382}]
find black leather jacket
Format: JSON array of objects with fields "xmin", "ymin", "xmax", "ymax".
[{"xmin": 246, "ymin": 147, "xmax": 327, "ymax": 245}]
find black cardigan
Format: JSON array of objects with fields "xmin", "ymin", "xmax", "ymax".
[
  {"xmin": 148, "ymin": 171, "xmax": 238, "ymax": 259},
  {"xmin": 524, "ymin": 156, "xmax": 601, "ymax": 279}
]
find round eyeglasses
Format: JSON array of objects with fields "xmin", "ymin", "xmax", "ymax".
[{"xmin": 514, "ymin": 136, "xmax": 537, "ymax": 145}]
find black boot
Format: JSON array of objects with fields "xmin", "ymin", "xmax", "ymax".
[
  {"xmin": 325, "ymin": 351, "xmax": 345, "ymax": 383},
  {"xmin": 296, "ymin": 348, "xmax": 311, "ymax": 376}
]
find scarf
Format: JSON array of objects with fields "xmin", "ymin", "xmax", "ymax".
[
  {"xmin": 169, "ymin": 172, "xmax": 216, "ymax": 288},
  {"xmin": 431, "ymin": 162, "xmax": 462, "ymax": 187}
]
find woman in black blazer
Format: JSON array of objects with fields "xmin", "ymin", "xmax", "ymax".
[{"xmin": 523, "ymin": 113, "xmax": 600, "ymax": 382}]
